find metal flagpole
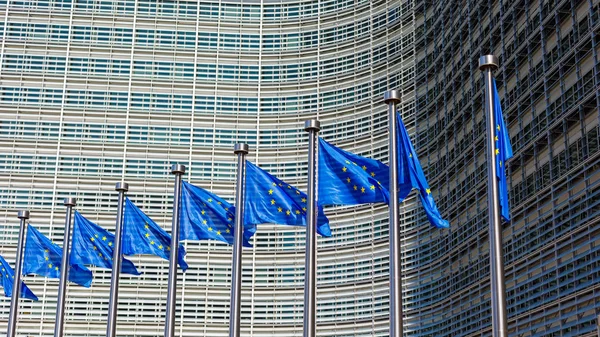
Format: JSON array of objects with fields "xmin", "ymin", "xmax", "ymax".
[
  {"xmin": 54, "ymin": 198, "xmax": 77, "ymax": 337},
  {"xmin": 165, "ymin": 164, "xmax": 185, "ymax": 337},
  {"xmin": 7, "ymin": 210, "xmax": 30, "ymax": 337},
  {"xmin": 303, "ymin": 120, "xmax": 320, "ymax": 337},
  {"xmin": 106, "ymin": 182, "xmax": 129, "ymax": 337},
  {"xmin": 479, "ymin": 54, "xmax": 508, "ymax": 337},
  {"xmin": 229, "ymin": 143, "xmax": 249, "ymax": 337},
  {"xmin": 384, "ymin": 90, "xmax": 403, "ymax": 337}
]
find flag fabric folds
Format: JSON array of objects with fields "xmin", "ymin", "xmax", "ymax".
[
  {"xmin": 396, "ymin": 115, "xmax": 450, "ymax": 229},
  {"xmin": 23, "ymin": 225, "xmax": 93, "ymax": 287},
  {"xmin": 180, "ymin": 181, "xmax": 251, "ymax": 247},
  {"xmin": 318, "ymin": 138, "xmax": 390, "ymax": 206},
  {"xmin": 0, "ymin": 255, "xmax": 38, "ymax": 301},
  {"xmin": 493, "ymin": 79, "xmax": 514, "ymax": 222},
  {"xmin": 70, "ymin": 211, "xmax": 141, "ymax": 275},
  {"xmin": 244, "ymin": 160, "xmax": 332, "ymax": 239},
  {"xmin": 122, "ymin": 198, "xmax": 188, "ymax": 271}
]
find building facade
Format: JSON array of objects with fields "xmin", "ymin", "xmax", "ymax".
[{"xmin": 0, "ymin": 0, "xmax": 598, "ymax": 336}]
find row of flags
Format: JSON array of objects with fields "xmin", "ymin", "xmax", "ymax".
[{"xmin": 0, "ymin": 113, "xmax": 460, "ymax": 299}]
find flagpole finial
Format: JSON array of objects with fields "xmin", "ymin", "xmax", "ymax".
[
  {"xmin": 479, "ymin": 55, "xmax": 498, "ymax": 71},
  {"xmin": 304, "ymin": 119, "xmax": 320, "ymax": 132},
  {"xmin": 64, "ymin": 198, "xmax": 77, "ymax": 207},
  {"xmin": 234, "ymin": 143, "xmax": 249, "ymax": 155},
  {"xmin": 115, "ymin": 182, "xmax": 129, "ymax": 192},
  {"xmin": 171, "ymin": 164, "xmax": 186, "ymax": 175},
  {"xmin": 384, "ymin": 90, "xmax": 401, "ymax": 104},
  {"xmin": 17, "ymin": 210, "xmax": 29, "ymax": 219}
]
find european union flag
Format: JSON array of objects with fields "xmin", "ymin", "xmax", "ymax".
[
  {"xmin": 397, "ymin": 115, "xmax": 450, "ymax": 229},
  {"xmin": 180, "ymin": 181, "xmax": 251, "ymax": 247},
  {"xmin": 0, "ymin": 255, "xmax": 38, "ymax": 301},
  {"xmin": 493, "ymin": 79, "xmax": 514, "ymax": 221},
  {"xmin": 122, "ymin": 198, "xmax": 188, "ymax": 271},
  {"xmin": 318, "ymin": 138, "xmax": 390, "ymax": 206},
  {"xmin": 244, "ymin": 160, "xmax": 331, "ymax": 238},
  {"xmin": 23, "ymin": 225, "xmax": 93, "ymax": 287},
  {"xmin": 70, "ymin": 211, "xmax": 141, "ymax": 275}
]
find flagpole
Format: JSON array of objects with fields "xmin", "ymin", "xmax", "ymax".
[
  {"xmin": 384, "ymin": 90, "xmax": 403, "ymax": 337},
  {"xmin": 54, "ymin": 198, "xmax": 77, "ymax": 337},
  {"xmin": 303, "ymin": 119, "xmax": 320, "ymax": 337},
  {"xmin": 7, "ymin": 210, "xmax": 30, "ymax": 337},
  {"xmin": 106, "ymin": 182, "xmax": 129, "ymax": 337},
  {"xmin": 164, "ymin": 164, "xmax": 186, "ymax": 337},
  {"xmin": 230, "ymin": 143, "xmax": 248, "ymax": 337},
  {"xmin": 479, "ymin": 54, "xmax": 508, "ymax": 337}
]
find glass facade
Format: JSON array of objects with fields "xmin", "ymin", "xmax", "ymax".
[{"xmin": 0, "ymin": 0, "xmax": 598, "ymax": 336}]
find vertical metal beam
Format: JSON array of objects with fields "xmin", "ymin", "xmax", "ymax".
[
  {"xmin": 7, "ymin": 210, "xmax": 30, "ymax": 337},
  {"xmin": 106, "ymin": 183, "xmax": 129, "ymax": 337},
  {"xmin": 164, "ymin": 164, "xmax": 186, "ymax": 337},
  {"xmin": 384, "ymin": 90, "xmax": 403, "ymax": 337},
  {"xmin": 54, "ymin": 198, "xmax": 77, "ymax": 337},
  {"xmin": 479, "ymin": 54, "xmax": 508, "ymax": 337},
  {"xmin": 303, "ymin": 120, "xmax": 320, "ymax": 337},
  {"xmin": 229, "ymin": 143, "xmax": 249, "ymax": 337}
]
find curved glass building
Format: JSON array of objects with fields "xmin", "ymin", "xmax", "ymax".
[
  {"xmin": 0, "ymin": 0, "xmax": 410, "ymax": 336},
  {"xmin": 0, "ymin": 0, "xmax": 599, "ymax": 336}
]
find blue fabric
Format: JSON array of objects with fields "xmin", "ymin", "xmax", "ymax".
[
  {"xmin": 70, "ymin": 211, "xmax": 141, "ymax": 275},
  {"xmin": 180, "ymin": 181, "xmax": 251, "ymax": 247},
  {"xmin": 396, "ymin": 116, "xmax": 450, "ymax": 229},
  {"xmin": 0, "ymin": 255, "xmax": 38, "ymax": 301},
  {"xmin": 493, "ymin": 79, "xmax": 514, "ymax": 222},
  {"xmin": 317, "ymin": 138, "xmax": 390, "ymax": 206},
  {"xmin": 123, "ymin": 198, "xmax": 188, "ymax": 271},
  {"xmin": 23, "ymin": 225, "xmax": 93, "ymax": 287},
  {"xmin": 244, "ymin": 160, "xmax": 331, "ymax": 239}
]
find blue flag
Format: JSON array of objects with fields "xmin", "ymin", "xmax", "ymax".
[
  {"xmin": 0, "ymin": 255, "xmax": 38, "ymax": 301},
  {"xmin": 244, "ymin": 160, "xmax": 331, "ymax": 239},
  {"xmin": 397, "ymin": 115, "xmax": 450, "ymax": 228},
  {"xmin": 180, "ymin": 181, "xmax": 251, "ymax": 247},
  {"xmin": 70, "ymin": 211, "xmax": 141, "ymax": 275},
  {"xmin": 493, "ymin": 79, "xmax": 514, "ymax": 221},
  {"xmin": 122, "ymin": 198, "xmax": 188, "ymax": 271},
  {"xmin": 23, "ymin": 225, "xmax": 93, "ymax": 287},
  {"xmin": 318, "ymin": 138, "xmax": 390, "ymax": 206}
]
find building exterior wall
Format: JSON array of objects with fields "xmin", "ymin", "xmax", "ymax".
[
  {"xmin": 0, "ymin": 0, "xmax": 412, "ymax": 336},
  {"xmin": 412, "ymin": 0, "xmax": 600, "ymax": 335}
]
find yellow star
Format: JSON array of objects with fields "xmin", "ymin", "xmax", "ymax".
[
  {"xmin": 362, "ymin": 165, "xmax": 367, "ymax": 170},
  {"xmin": 426, "ymin": 188, "xmax": 431, "ymax": 194},
  {"xmin": 93, "ymin": 246, "xmax": 97, "ymax": 250},
  {"xmin": 272, "ymin": 182, "xmax": 277, "ymax": 186},
  {"xmin": 95, "ymin": 234, "xmax": 99, "ymax": 238},
  {"xmin": 217, "ymin": 201, "xmax": 222, "ymax": 205},
  {"xmin": 370, "ymin": 185, "xmax": 375, "ymax": 190},
  {"xmin": 495, "ymin": 136, "xmax": 499, "ymax": 141},
  {"xmin": 90, "ymin": 237, "xmax": 95, "ymax": 242},
  {"xmin": 44, "ymin": 249, "xmax": 49, "ymax": 253},
  {"xmin": 144, "ymin": 223, "xmax": 149, "ymax": 229},
  {"xmin": 226, "ymin": 229, "xmax": 230, "ymax": 233},
  {"xmin": 167, "ymin": 246, "xmax": 171, "ymax": 251},
  {"xmin": 286, "ymin": 210, "xmax": 291, "ymax": 216},
  {"xmin": 497, "ymin": 124, "xmax": 501, "ymax": 130},
  {"xmin": 345, "ymin": 160, "xmax": 350, "ymax": 164},
  {"xmin": 278, "ymin": 207, "xmax": 282, "ymax": 212},
  {"xmin": 342, "ymin": 167, "xmax": 347, "ymax": 172},
  {"xmin": 409, "ymin": 153, "xmax": 412, "ymax": 158},
  {"xmin": 150, "ymin": 240, "xmax": 155, "ymax": 245},
  {"xmin": 278, "ymin": 183, "xmax": 283, "ymax": 187},
  {"xmin": 370, "ymin": 172, "xmax": 375, "ymax": 177},
  {"xmin": 201, "ymin": 210, "xmax": 206, "ymax": 215},
  {"xmin": 346, "ymin": 177, "xmax": 351, "ymax": 183},
  {"xmin": 202, "ymin": 220, "xmax": 207, "ymax": 224},
  {"xmin": 217, "ymin": 231, "xmax": 221, "ymax": 235},
  {"xmin": 208, "ymin": 227, "xmax": 213, "ymax": 231},
  {"xmin": 102, "ymin": 236, "xmax": 107, "ymax": 241},
  {"xmin": 271, "ymin": 199, "xmax": 276, "ymax": 205},
  {"xmin": 158, "ymin": 244, "xmax": 163, "ymax": 249},
  {"xmin": 108, "ymin": 242, "xmax": 113, "ymax": 246},
  {"xmin": 301, "ymin": 198, "xmax": 307, "ymax": 203},
  {"xmin": 353, "ymin": 185, "xmax": 358, "ymax": 190},
  {"xmin": 48, "ymin": 264, "xmax": 52, "ymax": 268},
  {"xmin": 495, "ymin": 148, "xmax": 500, "ymax": 155},
  {"xmin": 268, "ymin": 189, "xmax": 274, "ymax": 195},
  {"xmin": 361, "ymin": 187, "xmax": 366, "ymax": 193},
  {"xmin": 45, "ymin": 256, "xmax": 49, "ymax": 261},
  {"xmin": 295, "ymin": 210, "xmax": 301, "ymax": 214},
  {"xmin": 145, "ymin": 233, "xmax": 150, "ymax": 238},
  {"xmin": 228, "ymin": 217, "xmax": 232, "ymax": 221},
  {"xmin": 287, "ymin": 185, "xmax": 291, "ymax": 189},
  {"xmin": 352, "ymin": 161, "xmax": 357, "ymax": 166},
  {"xmin": 208, "ymin": 198, "xmax": 212, "ymax": 202},
  {"xmin": 55, "ymin": 266, "xmax": 59, "ymax": 271},
  {"xmin": 225, "ymin": 207, "xmax": 229, "ymax": 211},
  {"xmin": 295, "ymin": 190, "xmax": 300, "ymax": 195},
  {"xmin": 98, "ymin": 253, "xmax": 102, "ymax": 257},
  {"xmin": 499, "ymin": 161, "xmax": 503, "ymax": 167},
  {"xmin": 302, "ymin": 207, "xmax": 307, "ymax": 211}
]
